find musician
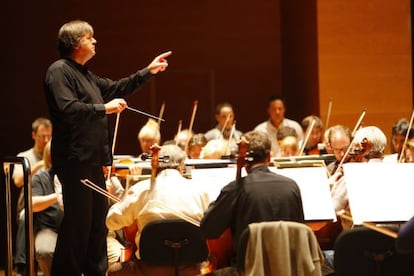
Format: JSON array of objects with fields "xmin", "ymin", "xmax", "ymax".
[
  {"xmin": 204, "ymin": 102, "xmax": 243, "ymax": 142},
  {"xmin": 330, "ymin": 126, "xmax": 387, "ymax": 225},
  {"xmin": 254, "ymin": 96, "xmax": 304, "ymax": 157},
  {"xmin": 13, "ymin": 117, "xmax": 52, "ymax": 274},
  {"xmin": 187, "ymin": 133, "xmax": 208, "ymax": 159},
  {"xmin": 200, "ymin": 138, "xmax": 228, "ymax": 159},
  {"xmin": 386, "ymin": 118, "xmax": 414, "ymax": 162},
  {"xmin": 402, "ymin": 139, "xmax": 414, "ymax": 162},
  {"xmin": 31, "ymin": 141, "xmax": 64, "ymax": 276},
  {"xmin": 174, "ymin": 128, "xmax": 194, "ymax": 150},
  {"xmin": 396, "ymin": 215, "xmax": 414, "ymax": 254},
  {"xmin": 106, "ymin": 144, "xmax": 210, "ymax": 260},
  {"xmin": 325, "ymin": 125, "xmax": 352, "ymax": 175},
  {"xmin": 279, "ymin": 136, "xmax": 300, "ymax": 157},
  {"xmin": 137, "ymin": 118, "xmax": 161, "ymax": 157},
  {"xmin": 276, "ymin": 126, "xmax": 298, "ymax": 142},
  {"xmin": 200, "ymin": 131, "xmax": 304, "ymax": 267},
  {"xmin": 44, "ymin": 19, "xmax": 171, "ymax": 275},
  {"xmin": 301, "ymin": 115, "xmax": 327, "ymax": 155},
  {"xmin": 321, "ymin": 126, "xmax": 388, "ymax": 275}
]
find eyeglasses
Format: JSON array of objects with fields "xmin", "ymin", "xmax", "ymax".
[{"xmin": 330, "ymin": 146, "xmax": 348, "ymax": 153}]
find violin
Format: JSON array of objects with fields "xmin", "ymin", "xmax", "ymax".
[
  {"xmin": 348, "ymin": 138, "xmax": 372, "ymax": 162},
  {"xmin": 103, "ymin": 158, "xmax": 136, "ymax": 180}
]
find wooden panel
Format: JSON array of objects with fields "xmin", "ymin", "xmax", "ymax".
[{"xmin": 317, "ymin": 0, "xmax": 413, "ymax": 152}]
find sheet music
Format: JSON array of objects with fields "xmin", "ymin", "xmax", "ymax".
[
  {"xmin": 191, "ymin": 167, "xmax": 240, "ymax": 202},
  {"xmin": 270, "ymin": 166, "xmax": 336, "ymax": 221},
  {"xmin": 343, "ymin": 162, "xmax": 414, "ymax": 224},
  {"xmin": 191, "ymin": 166, "xmax": 336, "ymax": 221}
]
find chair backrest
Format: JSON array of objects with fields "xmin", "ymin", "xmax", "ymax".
[
  {"xmin": 139, "ymin": 218, "xmax": 208, "ymax": 266},
  {"xmin": 239, "ymin": 221, "xmax": 323, "ymax": 276},
  {"xmin": 334, "ymin": 227, "xmax": 414, "ymax": 276}
]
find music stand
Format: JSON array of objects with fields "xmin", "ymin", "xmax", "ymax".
[
  {"xmin": 191, "ymin": 165, "xmax": 336, "ymax": 222},
  {"xmin": 269, "ymin": 166, "xmax": 336, "ymax": 222},
  {"xmin": 342, "ymin": 162, "xmax": 414, "ymax": 225}
]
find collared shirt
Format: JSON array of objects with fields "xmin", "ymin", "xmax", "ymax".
[
  {"xmin": 106, "ymin": 169, "xmax": 210, "ymax": 259},
  {"xmin": 44, "ymin": 58, "xmax": 152, "ymax": 167},
  {"xmin": 254, "ymin": 119, "xmax": 304, "ymax": 157},
  {"xmin": 204, "ymin": 125, "xmax": 243, "ymax": 142},
  {"xmin": 200, "ymin": 165, "xmax": 304, "ymax": 250}
]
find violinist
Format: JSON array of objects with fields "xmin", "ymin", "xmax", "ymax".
[
  {"xmin": 187, "ymin": 133, "xmax": 208, "ymax": 159},
  {"xmin": 386, "ymin": 118, "xmax": 414, "ymax": 161},
  {"xmin": 330, "ymin": 126, "xmax": 387, "ymax": 226},
  {"xmin": 200, "ymin": 131, "xmax": 304, "ymax": 270},
  {"xmin": 106, "ymin": 144, "xmax": 210, "ymax": 263},
  {"xmin": 301, "ymin": 115, "xmax": 327, "ymax": 155},
  {"xmin": 204, "ymin": 102, "xmax": 243, "ymax": 142},
  {"xmin": 174, "ymin": 128, "xmax": 194, "ymax": 150},
  {"xmin": 325, "ymin": 125, "xmax": 352, "ymax": 175},
  {"xmin": 200, "ymin": 138, "xmax": 228, "ymax": 159},
  {"xmin": 320, "ymin": 126, "xmax": 388, "ymax": 275},
  {"xmin": 402, "ymin": 139, "xmax": 414, "ymax": 162},
  {"xmin": 279, "ymin": 136, "xmax": 300, "ymax": 157},
  {"xmin": 137, "ymin": 118, "xmax": 161, "ymax": 158}
]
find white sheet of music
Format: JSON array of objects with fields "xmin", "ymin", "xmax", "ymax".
[
  {"xmin": 191, "ymin": 166, "xmax": 336, "ymax": 221},
  {"xmin": 269, "ymin": 166, "xmax": 336, "ymax": 221},
  {"xmin": 191, "ymin": 167, "xmax": 240, "ymax": 203},
  {"xmin": 343, "ymin": 162, "xmax": 414, "ymax": 224}
]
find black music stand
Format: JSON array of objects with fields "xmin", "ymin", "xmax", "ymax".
[{"xmin": 1, "ymin": 156, "xmax": 34, "ymax": 276}]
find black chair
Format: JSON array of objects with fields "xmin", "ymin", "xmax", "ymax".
[
  {"xmin": 334, "ymin": 227, "xmax": 414, "ymax": 276},
  {"xmin": 139, "ymin": 218, "xmax": 208, "ymax": 276}
]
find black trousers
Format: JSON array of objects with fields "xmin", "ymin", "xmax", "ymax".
[{"xmin": 51, "ymin": 161, "xmax": 108, "ymax": 276}]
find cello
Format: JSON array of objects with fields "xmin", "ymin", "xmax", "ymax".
[{"xmin": 205, "ymin": 138, "xmax": 248, "ymax": 271}]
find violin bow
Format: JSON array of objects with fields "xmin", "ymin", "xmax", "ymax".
[
  {"xmin": 81, "ymin": 178, "xmax": 120, "ymax": 203},
  {"xmin": 351, "ymin": 109, "xmax": 366, "ymax": 137},
  {"xmin": 220, "ymin": 113, "xmax": 232, "ymax": 139},
  {"xmin": 175, "ymin": 120, "xmax": 183, "ymax": 146},
  {"xmin": 224, "ymin": 121, "xmax": 236, "ymax": 156},
  {"xmin": 325, "ymin": 98, "xmax": 333, "ymax": 130},
  {"xmin": 298, "ymin": 119, "xmax": 316, "ymax": 156},
  {"xmin": 184, "ymin": 100, "xmax": 198, "ymax": 153},
  {"xmin": 157, "ymin": 101, "xmax": 166, "ymax": 126}
]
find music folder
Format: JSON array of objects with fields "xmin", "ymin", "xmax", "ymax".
[{"xmin": 343, "ymin": 162, "xmax": 414, "ymax": 225}]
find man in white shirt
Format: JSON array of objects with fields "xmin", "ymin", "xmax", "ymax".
[
  {"xmin": 106, "ymin": 144, "xmax": 210, "ymax": 260},
  {"xmin": 254, "ymin": 96, "xmax": 303, "ymax": 157}
]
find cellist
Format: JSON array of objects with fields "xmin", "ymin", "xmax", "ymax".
[
  {"xmin": 200, "ymin": 130, "xmax": 304, "ymax": 271},
  {"xmin": 105, "ymin": 144, "xmax": 210, "ymax": 269}
]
